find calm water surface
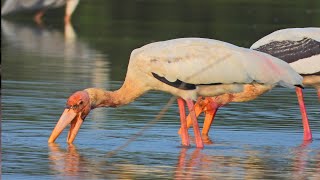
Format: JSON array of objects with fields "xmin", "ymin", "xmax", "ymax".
[{"xmin": 2, "ymin": 0, "xmax": 320, "ymax": 179}]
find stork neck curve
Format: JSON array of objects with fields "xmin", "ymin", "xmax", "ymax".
[{"xmin": 84, "ymin": 79, "xmax": 148, "ymax": 108}]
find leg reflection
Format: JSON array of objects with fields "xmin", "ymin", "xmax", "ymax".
[
  {"xmin": 291, "ymin": 140, "xmax": 319, "ymax": 179},
  {"xmin": 48, "ymin": 143, "xmax": 81, "ymax": 176},
  {"xmin": 174, "ymin": 148, "xmax": 206, "ymax": 180}
]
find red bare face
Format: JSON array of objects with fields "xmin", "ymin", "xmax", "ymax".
[
  {"xmin": 48, "ymin": 91, "xmax": 91, "ymax": 144},
  {"xmin": 66, "ymin": 91, "xmax": 91, "ymax": 119}
]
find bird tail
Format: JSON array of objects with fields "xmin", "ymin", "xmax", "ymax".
[{"xmin": 255, "ymin": 51, "xmax": 304, "ymax": 88}]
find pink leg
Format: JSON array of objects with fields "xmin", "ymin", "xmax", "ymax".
[
  {"xmin": 177, "ymin": 98, "xmax": 190, "ymax": 147},
  {"xmin": 186, "ymin": 99, "xmax": 204, "ymax": 148},
  {"xmin": 295, "ymin": 87, "xmax": 312, "ymax": 141},
  {"xmin": 64, "ymin": 15, "xmax": 71, "ymax": 25},
  {"xmin": 178, "ymin": 100, "xmax": 204, "ymax": 135},
  {"xmin": 34, "ymin": 10, "xmax": 46, "ymax": 25},
  {"xmin": 202, "ymin": 106, "xmax": 219, "ymax": 135}
]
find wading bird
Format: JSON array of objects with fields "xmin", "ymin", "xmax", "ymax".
[
  {"xmin": 183, "ymin": 28, "xmax": 319, "ymax": 141},
  {"xmin": 1, "ymin": 0, "xmax": 79, "ymax": 24},
  {"xmin": 48, "ymin": 38, "xmax": 303, "ymax": 148}
]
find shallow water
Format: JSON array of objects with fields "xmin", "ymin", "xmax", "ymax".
[{"xmin": 2, "ymin": 0, "xmax": 320, "ymax": 179}]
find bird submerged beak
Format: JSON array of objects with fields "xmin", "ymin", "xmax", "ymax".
[{"xmin": 48, "ymin": 108, "xmax": 84, "ymax": 144}]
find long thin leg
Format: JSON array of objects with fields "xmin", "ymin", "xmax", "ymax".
[
  {"xmin": 65, "ymin": 0, "xmax": 79, "ymax": 24},
  {"xmin": 177, "ymin": 98, "xmax": 190, "ymax": 147},
  {"xmin": 179, "ymin": 97, "xmax": 212, "ymax": 133},
  {"xmin": 178, "ymin": 101, "xmax": 203, "ymax": 135},
  {"xmin": 186, "ymin": 99, "xmax": 204, "ymax": 148},
  {"xmin": 295, "ymin": 87, "xmax": 312, "ymax": 141},
  {"xmin": 202, "ymin": 106, "xmax": 219, "ymax": 135},
  {"xmin": 182, "ymin": 98, "xmax": 219, "ymax": 136},
  {"xmin": 186, "ymin": 102, "xmax": 204, "ymax": 128}
]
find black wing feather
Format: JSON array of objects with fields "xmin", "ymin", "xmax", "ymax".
[
  {"xmin": 254, "ymin": 38, "xmax": 320, "ymax": 64},
  {"xmin": 152, "ymin": 72, "xmax": 222, "ymax": 90}
]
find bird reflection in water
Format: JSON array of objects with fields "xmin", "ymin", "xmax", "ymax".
[
  {"xmin": 1, "ymin": 19, "xmax": 110, "ymax": 89},
  {"xmin": 174, "ymin": 140, "xmax": 319, "ymax": 179},
  {"xmin": 48, "ymin": 143, "xmax": 210, "ymax": 179},
  {"xmin": 291, "ymin": 141, "xmax": 320, "ymax": 179},
  {"xmin": 48, "ymin": 143, "xmax": 83, "ymax": 176},
  {"xmin": 47, "ymin": 139, "xmax": 319, "ymax": 179},
  {"xmin": 175, "ymin": 148, "xmax": 203, "ymax": 180}
]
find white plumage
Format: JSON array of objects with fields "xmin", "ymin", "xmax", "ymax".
[
  {"xmin": 290, "ymin": 55, "xmax": 320, "ymax": 74},
  {"xmin": 1, "ymin": 0, "xmax": 66, "ymax": 15},
  {"xmin": 250, "ymin": 28, "xmax": 320, "ymax": 75},
  {"xmin": 129, "ymin": 38, "xmax": 302, "ymax": 97},
  {"xmin": 1, "ymin": 0, "xmax": 79, "ymax": 23}
]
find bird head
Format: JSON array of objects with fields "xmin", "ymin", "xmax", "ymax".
[{"xmin": 48, "ymin": 91, "xmax": 91, "ymax": 144}]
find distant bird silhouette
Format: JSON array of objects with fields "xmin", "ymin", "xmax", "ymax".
[
  {"xmin": 183, "ymin": 28, "xmax": 319, "ymax": 141},
  {"xmin": 1, "ymin": 0, "xmax": 79, "ymax": 24},
  {"xmin": 47, "ymin": 38, "xmax": 303, "ymax": 148}
]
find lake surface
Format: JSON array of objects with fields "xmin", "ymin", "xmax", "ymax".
[{"xmin": 1, "ymin": 0, "xmax": 320, "ymax": 179}]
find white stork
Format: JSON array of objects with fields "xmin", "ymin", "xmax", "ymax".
[{"xmin": 47, "ymin": 38, "xmax": 303, "ymax": 148}]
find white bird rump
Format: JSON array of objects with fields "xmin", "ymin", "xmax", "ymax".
[
  {"xmin": 250, "ymin": 28, "xmax": 320, "ymax": 75},
  {"xmin": 130, "ymin": 38, "xmax": 303, "ymax": 89},
  {"xmin": 290, "ymin": 55, "xmax": 320, "ymax": 75},
  {"xmin": 1, "ymin": 0, "xmax": 66, "ymax": 15}
]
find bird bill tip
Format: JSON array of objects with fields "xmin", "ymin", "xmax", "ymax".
[{"xmin": 48, "ymin": 109, "xmax": 79, "ymax": 143}]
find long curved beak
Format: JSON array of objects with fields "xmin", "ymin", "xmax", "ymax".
[{"xmin": 48, "ymin": 109, "xmax": 84, "ymax": 144}]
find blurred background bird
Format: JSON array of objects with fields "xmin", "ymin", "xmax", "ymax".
[{"xmin": 1, "ymin": 0, "xmax": 79, "ymax": 24}]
